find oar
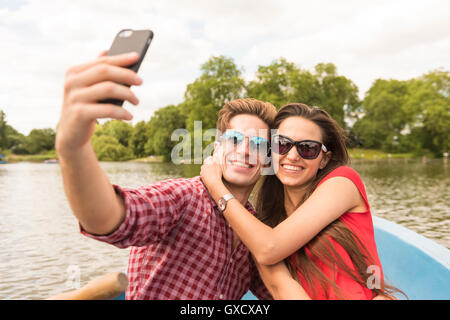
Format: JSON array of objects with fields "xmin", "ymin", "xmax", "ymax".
[{"xmin": 47, "ymin": 272, "xmax": 128, "ymax": 300}]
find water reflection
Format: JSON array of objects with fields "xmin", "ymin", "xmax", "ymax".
[
  {"xmin": 0, "ymin": 159, "xmax": 448, "ymax": 299},
  {"xmin": 352, "ymin": 159, "xmax": 449, "ymax": 248}
]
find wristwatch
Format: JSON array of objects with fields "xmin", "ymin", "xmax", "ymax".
[{"xmin": 217, "ymin": 193, "xmax": 235, "ymax": 213}]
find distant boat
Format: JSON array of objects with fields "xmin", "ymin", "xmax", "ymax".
[
  {"xmin": 44, "ymin": 158, "xmax": 59, "ymax": 164},
  {"xmin": 0, "ymin": 154, "xmax": 7, "ymax": 164}
]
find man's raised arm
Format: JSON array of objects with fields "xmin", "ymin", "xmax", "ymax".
[{"xmin": 55, "ymin": 52, "xmax": 143, "ymax": 235}]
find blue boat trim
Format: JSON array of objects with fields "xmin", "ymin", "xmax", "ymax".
[
  {"xmin": 372, "ymin": 216, "xmax": 449, "ymax": 300},
  {"xmin": 373, "ymin": 216, "xmax": 449, "ymax": 269}
]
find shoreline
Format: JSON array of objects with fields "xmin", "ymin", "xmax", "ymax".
[{"xmin": 1, "ymin": 149, "xmax": 443, "ymax": 163}]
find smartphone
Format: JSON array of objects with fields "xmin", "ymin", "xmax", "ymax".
[{"xmin": 100, "ymin": 29, "xmax": 154, "ymax": 106}]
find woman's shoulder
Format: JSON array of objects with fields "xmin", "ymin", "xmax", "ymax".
[
  {"xmin": 319, "ymin": 165, "xmax": 370, "ymax": 211},
  {"xmin": 320, "ymin": 166, "xmax": 362, "ymax": 185}
]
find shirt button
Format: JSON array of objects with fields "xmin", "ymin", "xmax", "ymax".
[{"xmin": 219, "ymin": 294, "xmax": 224, "ymax": 299}]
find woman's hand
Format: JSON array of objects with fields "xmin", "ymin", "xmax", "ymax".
[
  {"xmin": 200, "ymin": 145, "xmax": 226, "ymax": 196},
  {"xmin": 253, "ymin": 257, "xmax": 311, "ymax": 300}
]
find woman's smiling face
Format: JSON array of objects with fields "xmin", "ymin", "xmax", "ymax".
[{"xmin": 273, "ymin": 116, "xmax": 330, "ymax": 189}]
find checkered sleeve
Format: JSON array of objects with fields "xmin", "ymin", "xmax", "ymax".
[
  {"xmin": 248, "ymin": 255, "xmax": 273, "ymax": 300},
  {"xmin": 81, "ymin": 178, "xmax": 194, "ymax": 248}
]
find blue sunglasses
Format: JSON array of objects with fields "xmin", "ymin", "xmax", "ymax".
[{"xmin": 221, "ymin": 130, "xmax": 270, "ymax": 155}]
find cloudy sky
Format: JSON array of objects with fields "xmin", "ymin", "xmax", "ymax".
[{"xmin": 0, "ymin": 0, "xmax": 449, "ymax": 135}]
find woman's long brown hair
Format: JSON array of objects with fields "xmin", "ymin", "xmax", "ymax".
[{"xmin": 256, "ymin": 103, "xmax": 404, "ymax": 299}]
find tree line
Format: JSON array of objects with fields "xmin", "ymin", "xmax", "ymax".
[
  {"xmin": 0, "ymin": 110, "xmax": 55, "ymax": 156},
  {"xmin": 0, "ymin": 56, "xmax": 448, "ymax": 161}
]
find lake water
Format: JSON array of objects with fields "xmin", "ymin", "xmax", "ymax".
[{"xmin": 0, "ymin": 159, "xmax": 448, "ymax": 299}]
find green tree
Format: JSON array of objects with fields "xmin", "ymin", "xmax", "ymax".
[
  {"xmin": 353, "ymin": 70, "xmax": 449, "ymax": 155},
  {"xmin": 145, "ymin": 104, "xmax": 187, "ymax": 162},
  {"xmin": 246, "ymin": 58, "xmax": 322, "ymax": 109},
  {"xmin": 0, "ymin": 110, "xmax": 7, "ymax": 150},
  {"xmin": 246, "ymin": 58, "xmax": 299, "ymax": 108},
  {"xmin": 93, "ymin": 122, "xmax": 105, "ymax": 137},
  {"xmin": 102, "ymin": 120, "xmax": 133, "ymax": 147},
  {"xmin": 313, "ymin": 63, "xmax": 360, "ymax": 127},
  {"xmin": 23, "ymin": 128, "xmax": 56, "ymax": 154},
  {"xmin": 246, "ymin": 60, "xmax": 359, "ymax": 127},
  {"xmin": 352, "ymin": 79, "xmax": 410, "ymax": 151},
  {"xmin": 129, "ymin": 121, "xmax": 151, "ymax": 158},
  {"xmin": 183, "ymin": 56, "xmax": 245, "ymax": 132},
  {"xmin": 404, "ymin": 70, "xmax": 449, "ymax": 155},
  {"xmin": 91, "ymin": 135, "xmax": 133, "ymax": 161},
  {"xmin": 6, "ymin": 125, "xmax": 26, "ymax": 152}
]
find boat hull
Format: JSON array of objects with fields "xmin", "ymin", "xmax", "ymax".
[
  {"xmin": 114, "ymin": 216, "xmax": 450, "ymax": 300},
  {"xmin": 242, "ymin": 216, "xmax": 450, "ymax": 300}
]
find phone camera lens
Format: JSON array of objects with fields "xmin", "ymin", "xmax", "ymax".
[{"xmin": 119, "ymin": 30, "xmax": 133, "ymax": 38}]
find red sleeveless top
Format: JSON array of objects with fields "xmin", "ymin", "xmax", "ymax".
[{"xmin": 290, "ymin": 166, "xmax": 383, "ymax": 300}]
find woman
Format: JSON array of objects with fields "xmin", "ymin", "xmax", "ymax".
[{"xmin": 201, "ymin": 103, "xmax": 402, "ymax": 300}]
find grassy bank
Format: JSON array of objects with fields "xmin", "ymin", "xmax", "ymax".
[
  {"xmin": 0, "ymin": 149, "xmax": 427, "ymax": 163},
  {"xmin": 348, "ymin": 149, "xmax": 414, "ymax": 160},
  {"xmin": 3, "ymin": 153, "xmax": 58, "ymax": 163},
  {"xmin": 130, "ymin": 149, "xmax": 417, "ymax": 163}
]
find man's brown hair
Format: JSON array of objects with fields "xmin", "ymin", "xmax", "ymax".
[{"xmin": 216, "ymin": 98, "xmax": 277, "ymax": 133}]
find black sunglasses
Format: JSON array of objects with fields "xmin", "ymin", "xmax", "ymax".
[{"xmin": 272, "ymin": 134, "xmax": 328, "ymax": 159}]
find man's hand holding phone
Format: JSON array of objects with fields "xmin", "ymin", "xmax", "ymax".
[
  {"xmin": 55, "ymin": 29, "xmax": 153, "ymax": 236},
  {"xmin": 55, "ymin": 52, "xmax": 142, "ymax": 155}
]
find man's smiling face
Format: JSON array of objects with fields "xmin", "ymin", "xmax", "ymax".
[{"xmin": 218, "ymin": 114, "xmax": 270, "ymax": 188}]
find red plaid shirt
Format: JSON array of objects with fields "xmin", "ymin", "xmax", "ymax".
[{"xmin": 81, "ymin": 176, "xmax": 272, "ymax": 300}]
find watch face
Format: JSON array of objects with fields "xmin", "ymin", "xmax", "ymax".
[{"xmin": 218, "ymin": 198, "xmax": 226, "ymax": 211}]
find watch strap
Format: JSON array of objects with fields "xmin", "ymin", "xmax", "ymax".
[{"xmin": 222, "ymin": 193, "xmax": 234, "ymax": 202}]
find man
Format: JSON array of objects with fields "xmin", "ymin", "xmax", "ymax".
[{"xmin": 55, "ymin": 51, "xmax": 278, "ymax": 299}]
